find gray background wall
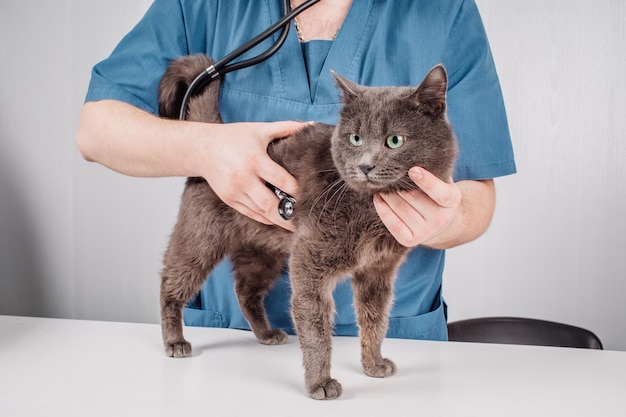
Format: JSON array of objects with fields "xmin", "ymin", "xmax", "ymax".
[{"xmin": 1, "ymin": 0, "xmax": 625, "ymax": 350}]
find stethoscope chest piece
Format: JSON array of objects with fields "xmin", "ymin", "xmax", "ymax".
[
  {"xmin": 278, "ymin": 194, "xmax": 296, "ymax": 220},
  {"xmin": 267, "ymin": 183, "xmax": 296, "ymax": 220}
]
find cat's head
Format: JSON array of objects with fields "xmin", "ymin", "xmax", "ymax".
[{"xmin": 330, "ymin": 66, "xmax": 458, "ymax": 195}]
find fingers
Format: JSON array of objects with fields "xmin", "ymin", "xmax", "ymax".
[
  {"xmin": 231, "ymin": 181, "xmax": 296, "ymax": 232},
  {"xmin": 260, "ymin": 120, "xmax": 313, "ymax": 144},
  {"xmin": 256, "ymin": 120, "xmax": 311, "ymax": 198},
  {"xmin": 257, "ymin": 161, "xmax": 299, "ymax": 200},
  {"xmin": 373, "ymin": 167, "xmax": 462, "ymax": 247},
  {"xmin": 206, "ymin": 120, "xmax": 308, "ymax": 231},
  {"xmin": 408, "ymin": 167, "xmax": 460, "ymax": 208},
  {"xmin": 213, "ymin": 159, "xmax": 296, "ymax": 231},
  {"xmin": 374, "ymin": 193, "xmax": 424, "ymax": 247}
]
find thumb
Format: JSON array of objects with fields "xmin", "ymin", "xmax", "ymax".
[{"xmin": 260, "ymin": 120, "xmax": 314, "ymax": 144}]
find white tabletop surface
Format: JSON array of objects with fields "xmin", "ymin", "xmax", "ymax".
[{"xmin": 0, "ymin": 315, "xmax": 624, "ymax": 416}]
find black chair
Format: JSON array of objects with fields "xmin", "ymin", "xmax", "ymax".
[{"xmin": 447, "ymin": 316, "xmax": 603, "ymax": 349}]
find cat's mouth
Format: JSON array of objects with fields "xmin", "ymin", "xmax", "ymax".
[
  {"xmin": 350, "ymin": 174, "xmax": 398, "ymax": 194},
  {"xmin": 364, "ymin": 177, "xmax": 388, "ymax": 190},
  {"xmin": 342, "ymin": 165, "xmax": 417, "ymax": 195},
  {"xmin": 349, "ymin": 171, "xmax": 419, "ymax": 195}
]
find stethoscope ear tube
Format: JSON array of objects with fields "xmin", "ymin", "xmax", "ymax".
[
  {"xmin": 177, "ymin": 0, "xmax": 321, "ymax": 121},
  {"xmin": 177, "ymin": 0, "xmax": 318, "ymax": 219}
]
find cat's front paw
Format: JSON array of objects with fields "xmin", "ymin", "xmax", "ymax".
[
  {"xmin": 363, "ymin": 358, "xmax": 397, "ymax": 378},
  {"xmin": 256, "ymin": 329, "xmax": 288, "ymax": 345},
  {"xmin": 308, "ymin": 378, "xmax": 342, "ymax": 400},
  {"xmin": 165, "ymin": 340, "xmax": 192, "ymax": 358}
]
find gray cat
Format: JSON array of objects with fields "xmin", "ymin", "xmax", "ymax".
[{"xmin": 158, "ymin": 54, "xmax": 457, "ymax": 400}]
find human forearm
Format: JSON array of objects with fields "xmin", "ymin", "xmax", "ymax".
[
  {"xmin": 76, "ymin": 100, "xmax": 207, "ymax": 178},
  {"xmin": 76, "ymin": 99, "xmax": 307, "ymax": 229}
]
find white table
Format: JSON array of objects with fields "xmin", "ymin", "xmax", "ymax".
[{"xmin": 0, "ymin": 315, "xmax": 624, "ymax": 416}]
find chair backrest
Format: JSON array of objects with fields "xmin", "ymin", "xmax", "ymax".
[{"xmin": 447, "ymin": 316, "xmax": 603, "ymax": 349}]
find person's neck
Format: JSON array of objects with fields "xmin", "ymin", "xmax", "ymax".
[{"xmin": 290, "ymin": 0, "xmax": 352, "ymax": 42}]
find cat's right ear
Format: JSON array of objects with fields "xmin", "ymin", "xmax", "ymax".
[
  {"xmin": 414, "ymin": 64, "xmax": 448, "ymax": 116},
  {"xmin": 331, "ymin": 70, "xmax": 361, "ymax": 100}
]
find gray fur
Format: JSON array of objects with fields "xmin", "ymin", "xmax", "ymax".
[{"xmin": 158, "ymin": 54, "xmax": 457, "ymax": 399}]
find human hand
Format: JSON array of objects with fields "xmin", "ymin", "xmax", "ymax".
[
  {"xmin": 373, "ymin": 167, "xmax": 462, "ymax": 248},
  {"xmin": 197, "ymin": 120, "xmax": 307, "ymax": 231}
]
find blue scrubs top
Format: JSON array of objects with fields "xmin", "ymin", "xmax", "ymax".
[{"xmin": 86, "ymin": 0, "xmax": 516, "ymax": 341}]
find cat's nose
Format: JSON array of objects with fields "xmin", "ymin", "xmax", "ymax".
[{"xmin": 358, "ymin": 164, "xmax": 375, "ymax": 175}]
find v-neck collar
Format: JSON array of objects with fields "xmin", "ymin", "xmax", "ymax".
[{"xmin": 274, "ymin": 0, "xmax": 376, "ymax": 105}]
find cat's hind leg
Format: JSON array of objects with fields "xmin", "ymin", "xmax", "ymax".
[
  {"xmin": 160, "ymin": 232, "xmax": 226, "ymax": 358},
  {"xmin": 231, "ymin": 248, "xmax": 289, "ymax": 345}
]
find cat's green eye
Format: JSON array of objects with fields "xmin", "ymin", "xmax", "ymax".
[
  {"xmin": 349, "ymin": 133, "xmax": 363, "ymax": 147},
  {"xmin": 386, "ymin": 134, "xmax": 405, "ymax": 149}
]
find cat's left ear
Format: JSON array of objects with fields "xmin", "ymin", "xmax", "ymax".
[
  {"xmin": 413, "ymin": 65, "xmax": 448, "ymax": 116},
  {"xmin": 331, "ymin": 70, "xmax": 362, "ymax": 100}
]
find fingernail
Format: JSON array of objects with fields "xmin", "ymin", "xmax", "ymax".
[{"xmin": 409, "ymin": 167, "xmax": 423, "ymax": 179}]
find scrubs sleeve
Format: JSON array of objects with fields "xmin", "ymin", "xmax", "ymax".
[
  {"xmin": 441, "ymin": 0, "xmax": 516, "ymax": 181},
  {"xmin": 84, "ymin": 0, "xmax": 191, "ymax": 114}
]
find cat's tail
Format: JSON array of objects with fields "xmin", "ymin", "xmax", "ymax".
[{"xmin": 157, "ymin": 54, "xmax": 222, "ymax": 123}]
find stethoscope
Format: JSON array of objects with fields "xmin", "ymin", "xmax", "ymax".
[{"xmin": 178, "ymin": 0, "xmax": 322, "ymax": 220}]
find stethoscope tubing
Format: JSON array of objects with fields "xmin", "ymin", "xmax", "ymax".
[{"xmin": 178, "ymin": 0, "xmax": 321, "ymax": 120}]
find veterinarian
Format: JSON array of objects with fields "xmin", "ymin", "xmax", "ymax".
[{"xmin": 76, "ymin": 0, "xmax": 515, "ymax": 341}]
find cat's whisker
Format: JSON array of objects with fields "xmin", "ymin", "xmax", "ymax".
[
  {"xmin": 308, "ymin": 179, "xmax": 346, "ymax": 220},
  {"xmin": 310, "ymin": 179, "xmax": 343, "ymax": 210},
  {"xmin": 311, "ymin": 182, "xmax": 346, "ymax": 227},
  {"xmin": 331, "ymin": 183, "xmax": 350, "ymax": 230},
  {"xmin": 320, "ymin": 181, "xmax": 349, "ymax": 222}
]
